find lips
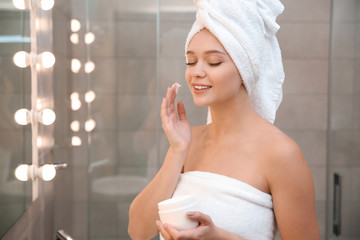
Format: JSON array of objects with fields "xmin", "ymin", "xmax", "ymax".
[{"xmin": 192, "ymin": 84, "xmax": 212, "ymax": 94}]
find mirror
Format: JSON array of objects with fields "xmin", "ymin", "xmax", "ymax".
[{"xmin": 0, "ymin": 0, "xmax": 32, "ymax": 237}]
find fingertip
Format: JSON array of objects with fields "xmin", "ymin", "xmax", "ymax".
[{"xmin": 186, "ymin": 211, "xmax": 194, "ymax": 216}]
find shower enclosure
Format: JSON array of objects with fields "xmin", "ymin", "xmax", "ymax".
[
  {"xmin": 0, "ymin": 0, "xmax": 359, "ymax": 239},
  {"xmin": 327, "ymin": 0, "xmax": 360, "ymax": 239}
]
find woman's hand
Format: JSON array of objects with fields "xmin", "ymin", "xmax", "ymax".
[
  {"xmin": 156, "ymin": 211, "xmax": 223, "ymax": 240},
  {"xmin": 161, "ymin": 83, "xmax": 191, "ymax": 153}
]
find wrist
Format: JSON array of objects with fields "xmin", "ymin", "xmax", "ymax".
[{"xmin": 169, "ymin": 145, "xmax": 190, "ymax": 155}]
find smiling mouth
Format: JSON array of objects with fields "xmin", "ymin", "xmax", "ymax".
[{"xmin": 194, "ymin": 85, "xmax": 212, "ymax": 90}]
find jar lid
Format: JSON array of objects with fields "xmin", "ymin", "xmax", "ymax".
[{"xmin": 158, "ymin": 195, "xmax": 196, "ymax": 212}]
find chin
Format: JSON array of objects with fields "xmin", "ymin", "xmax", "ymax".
[{"xmin": 192, "ymin": 97, "xmax": 211, "ymax": 107}]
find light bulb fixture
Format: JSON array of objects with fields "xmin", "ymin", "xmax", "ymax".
[
  {"xmin": 71, "ymin": 99, "xmax": 81, "ymax": 111},
  {"xmin": 13, "ymin": 51, "xmax": 30, "ymax": 68},
  {"xmin": 71, "ymin": 58, "xmax": 81, "ymax": 73},
  {"xmin": 84, "ymin": 61, "xmax": 95, "ymax": 73},
  {"xmin": 70, "ymin": 33, "xmax": 79, "ymax": 44},
  {"xmin": 12, "ymin": 0, "xmax": 28, "ymax": 9},
  {"xmin": 14, "ymin": 108, "xmax": 31, "ymax": 125},
  {"xmin": 71, "ymin": 136, "xmax": 82, "ymax": 146},
  {"xmin": 15, "ymin": 164, "xmax": 31, "ymax": 181},
  {"xmin": 14, "ymin": 108, "xmax": 56, "ymax": 126},
  {"xmin": 38, "ymin": 109, "xmax": 56, "ymax": 125},
  {"xmin": 37, "ymin": 137, "xmax": 43, "ymax": 147},
  {"xmin": 70, "ymin": 120, "xmax": 80, "ymax": 132},
  {"xmin": 84, "ymin": 32, "xmax": 95, "ymax": 45},
  {"xmin": 85, "ymin": 119, "xmax": 96, "ymax": 132},
  {"xmin": 15, "ymin": 163, "xmax": 66, "ymax": 182},
  {"xmin": 70, "ymin": 92, "xmax": 79, "ymax": 100},
  {"xmin": 39, "ymin": 0, "xmax": 54, "ymax": 10},
  {"xmin": 40, "ymin": 51, "xmax": 56, "ymax": 68},
  {"xmin": 13, "ymin": 51, "xmax": 55, "ymax": 69},
  {"xmin": 40, "ymin": 164, "xmax": 56, "ymax": 181},
  {"xmin": 71, "ymin": 19, "xmax": 81, "ymax": 32},
  {"xmin": 12, "ymin": 0, "xmax": 54, "ymax": 10},
  {"xmin": 85, "ymin": 90, "xmax": 96, "ymax": 103}
]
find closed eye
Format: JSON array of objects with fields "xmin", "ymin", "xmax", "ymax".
[
  {"xmin": 186, "ymin": 62, "xmax": 196, "ymax": 66},
  {"xmin": 209, "ymin": 62, "xmax": 222, "ymax": 66}
]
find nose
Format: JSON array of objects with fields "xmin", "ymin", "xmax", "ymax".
[{"xmin": 191, "ymin": 62, "xmax": 206, "ymax": 78}]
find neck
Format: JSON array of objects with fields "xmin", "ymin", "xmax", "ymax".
[{"xmin": 207, "ymin": 87, "xmax": 262, "ymax": 139}]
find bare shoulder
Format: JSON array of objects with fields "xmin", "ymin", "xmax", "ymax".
[
  {"xmin": 258, "ymin": 124, "xmax": 311, "ymax": 190},
  {"xmin": 259, "ymin": 125, "xmax": 320, "ymax": 239},
  {"xmin": 261, "ymin": 124, "xmax": 305, "ymax": 168}
]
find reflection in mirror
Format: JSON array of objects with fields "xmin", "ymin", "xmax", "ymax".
[{"xmin": 0, "ymin": 0, "xmax": 32, "ymax": 237}]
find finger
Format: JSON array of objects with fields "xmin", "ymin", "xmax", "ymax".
[
  {"xmin": 177, "ymin": 101, "xmax": 188, "ymax": 122},
  {"xmin": 157, "ymin": 221, "xmax": 174, "ymax": 240},
  {"xmin": 163, "ymin": 223, "xmax": 181, "ymax": 239},
  {"xmin": 168, "ymin": 86, "xmax": 176, "ymax": 114},
  {"xmin": 161, "ymin": 98, "xmax": 169, "ymax": 126},
  {"xmin": 186, "ymin": 211, "xmax": 211, "ymax": 225},
  {"xmin": 165, "ymin": 88, "xmax": 172, "ymax": 115},
  {"xmin": 166, "ymin": 224, "xmax": 198, "ymax": 240}
]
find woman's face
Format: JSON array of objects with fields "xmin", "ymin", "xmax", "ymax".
[{"xmin": 185, "ymin": 29, "xmax": 243, "ymax": 107}]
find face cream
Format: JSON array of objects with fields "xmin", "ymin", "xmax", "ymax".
[{"xmin": 158, "ymin": 195, "xmax": 199, "ymax": 231}]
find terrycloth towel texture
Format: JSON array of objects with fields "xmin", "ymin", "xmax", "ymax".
[
  {"xmin": 185, "ymin": 0, "xmax": 285, "ymax": 124},
  {"xmin": 171, "ymin": 171, "xmax": 277, "ymax": 240}
]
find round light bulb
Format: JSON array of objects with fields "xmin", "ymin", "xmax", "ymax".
[
  {"xmin": 85, "ymin": 119, "xmax": 96, "ymax": 132},
  {"xmin": 84, "ymin": 32, "xmax": 95, "ymax": 45},
  {"xmin": 13, "ymin": 51, "xmax": 30, "ymax": 68},
  {"xmin": 71, "ymin": 19, "xmax": 81, "ymax": 32},
  {"xmin": 40, "ymin": 51, "xmax": 55, "ymax": 68},
  {"xmin": 70, "ymin": 33, "xmax": 79, "ymax": 44},
  {"xmin": 15, "ymin": 164, "xmax": 30, "ymax": 181},
  {"xmin": 41, "ymin": 164, "xmax": 56, "ymax": 181},
  {"xmin": 36, "ymin": 99, "xmax": 43, "ymax": 109},
  {"xmin": 85, "ymin": 90, "xmax": 96, "ymax": 103},
  {"xmin": 70, "ymin": 92, "xmax": 79, "ymax": 100},
  {"xmin": 71, "ymin": 99, "xmax": 81, "ymax": 111},
  {"xmin": 40, "ymin": 109, "xmax": 56, "ymax": 125},
  {"xmin": 37, "ymin": 137, "xmax": 43, "ymax": 147},
  {"xmin": 35, "ymin": 19, "xmax": 40, "ymax": 31},
  {"xmin": 14, "ymin": 108, "xmax": 31, "ymax": 125},
  {"xmin": 40, "ymin": 0, "xmax": 54, "ymax": 10},
  {"xmin": 12, "ymin": 0, "xmax": 26, "ymax": 9},
  {"xmin": 70, "ymin": 120, "xmax": 80, "ymax": 132},
  {"xmin": 84, "ymin": 61, "xmax": 95, "ymax": 73},
  {"xmin": 71, "ymin": 136, "xmax": 82, "ymax": 146},
  {"xmin": 71, "ymin": 58, "xmax": 81, "ymax": 73}
]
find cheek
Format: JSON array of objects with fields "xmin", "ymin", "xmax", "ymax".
[{"xmin": 185, "ymin": 68, "xmax": 191, "ymax": 85}]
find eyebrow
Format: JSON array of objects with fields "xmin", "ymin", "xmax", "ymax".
[{"xmin": 186, "ymin": 50, "xmax": 227, "ymax": 55}]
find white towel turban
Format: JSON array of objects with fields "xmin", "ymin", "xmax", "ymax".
[{"xmin": 185, "ymin": 0, "xmax": 285, "ymax": 124}]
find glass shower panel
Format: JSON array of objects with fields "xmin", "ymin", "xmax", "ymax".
[
  {"xmin": 327, "ymin": 0, "xmax": 360, "ymax": 239},
  {"xmin": 84, "ymin": 1, "xmax": 159, "ymax": 239},
  {"xmin": 0, "ymin": 2, "xmax": 32, "ymax": 238}
]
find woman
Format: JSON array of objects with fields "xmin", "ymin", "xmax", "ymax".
[{"xmin": 128, "ymin": 0, "xmax": 320, "ymax": 239}]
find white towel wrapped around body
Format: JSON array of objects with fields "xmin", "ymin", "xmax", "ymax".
[{"xmin": 171, "ymin": 171, "xmax": 277, "ymax": 240}]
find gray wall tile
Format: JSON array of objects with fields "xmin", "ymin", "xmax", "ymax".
[{"xmin": 278, "ymin": 23, "xmax": 330, "ymax": 59}]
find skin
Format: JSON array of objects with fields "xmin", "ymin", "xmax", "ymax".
[{"xmin": 128, "ymin": 29, "xmax": 320, "ymax": 240}]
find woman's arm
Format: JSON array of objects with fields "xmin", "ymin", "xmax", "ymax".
[
  {"xmin": 267, "ymin": 138, "xmax": 320, "ymax": 240},
  {"xmin": 128, "ymin": 84, "xmax": 192, "ymax": 239},
  {"xmin": 129, "ymin": 147, "xmax": 188, "ymax": 239}
]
